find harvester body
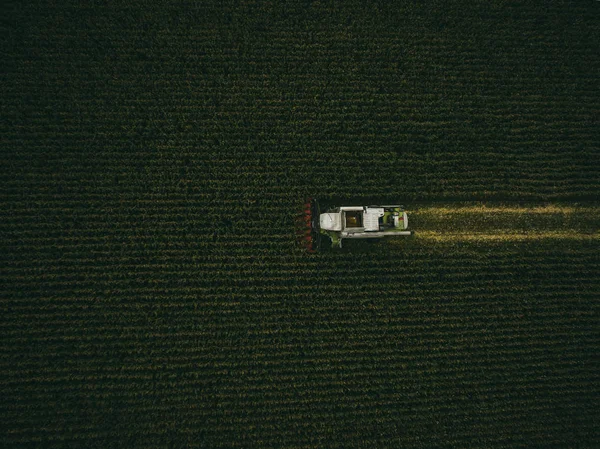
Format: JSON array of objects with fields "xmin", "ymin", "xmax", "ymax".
[{"xmin": 297, "ymin": 199, "xmax": 412, "ymax": 251}]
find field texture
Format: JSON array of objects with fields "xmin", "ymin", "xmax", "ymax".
[{"xmin": 2, "ymin": 1, "xmax": 600, "ymax": 447}]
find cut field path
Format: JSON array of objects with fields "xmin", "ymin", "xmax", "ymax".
[{"xmin": 404, "ymin": 203, "xmax": 600, "ymax": 243}]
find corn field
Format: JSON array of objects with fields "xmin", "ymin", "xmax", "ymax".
[{"xmin": 2, "ymin": 1, "xmax": 599, "ymax": 447}]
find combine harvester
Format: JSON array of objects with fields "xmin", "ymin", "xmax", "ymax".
[{"xmin": 297, "ymin": 198, "xmax": 412, "ymax": 252}]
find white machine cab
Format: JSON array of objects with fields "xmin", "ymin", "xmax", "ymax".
[{"xmin": 320, "ymin": 212, "xmax": 343, "ymax": 231}]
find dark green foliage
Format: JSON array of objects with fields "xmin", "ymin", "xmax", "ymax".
[{"xmin": 1, "ymin": 1, "xmax": 599, "ymax": 447}]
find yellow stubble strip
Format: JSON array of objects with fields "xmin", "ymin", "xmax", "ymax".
[
  {"xmin": 413, "ymin": 205, "xmax": 598, "ymax": 215},
  {"xmin": 415, "ymin": 230, "xmax": 600, "ymax": 242}
]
